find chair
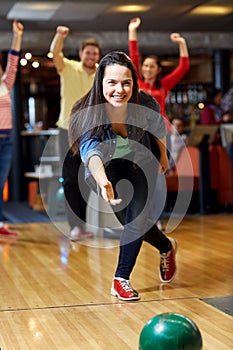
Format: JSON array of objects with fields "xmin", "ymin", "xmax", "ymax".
[{"xmin": 210, "ymin": 145, "xmax": 233, "ymax": 206}]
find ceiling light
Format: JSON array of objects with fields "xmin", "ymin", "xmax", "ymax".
[
  {"xmin": 190, "ymin": 6, "xmax": 233, "ymax": 15},
  {"xmin": 7, "ymin": 2, "xmax": 62, "ymax": 20},
  {"xmin": 20, "ymin": 58, "xmax": 28, "ymax": 67},
  {"xmin": 22, "ymin": 3, "xmax": 61, "ymax": 11},
  {"xmin": 32, "ymin": 61, "xmax": 40, "ymax": 69},
  {"xmin": 47, "ymin": 52, "xmax": 53, "ymax": 59},
  {"xmin": 25, "ymin": 52, "xmax": 32, "ymax": 60},
  {"xmin": 108, "ymin": 5, "xmax": 151, "ymax": 13},
  {"xmin": 198, "ymin": 102, "xmax": 205, "ymax": 110}
]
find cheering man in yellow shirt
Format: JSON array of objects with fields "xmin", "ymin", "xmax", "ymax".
[{"xmin": 50, "ymin": 26, "xmax": 101, "ymax": 240}]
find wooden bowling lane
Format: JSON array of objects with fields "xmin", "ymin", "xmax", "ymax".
[
  {"xmin": 0, "ymin": 214, "xmax": 232, "ymax": 349},
  {"xmin": 0, "ymin": 298, "xmax": 232, "ymax": 349}
]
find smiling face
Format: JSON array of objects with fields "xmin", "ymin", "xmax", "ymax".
[
  {"xmin": 79, "ymin": 44, "xmax": 100, "ymax": 69},
  {"xmin": 102, "ymin": 64, "xmax": 133, "ymax": 108},
  {"xmin": 141, "ymin": 57, "xmax": 161, "ymax": 82}
]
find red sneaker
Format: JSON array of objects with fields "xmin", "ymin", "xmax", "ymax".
[
  {"xmin": 69, "ymin": 226, "xmax": 93, "ymax": 241},
  {"xmin": 0, "ymin": 226, "xmax": 18, "ymax": 238},
  {"xmin": 111, "ymin": 278, "xmax": 140, "ymax": 301},
  {"xmin": 159, "ymin": 238, "xmax": 177, "ymax": 283}
]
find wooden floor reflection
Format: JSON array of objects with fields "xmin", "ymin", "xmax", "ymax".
[{"xmin": 0, "ymin": 214, "xmax": 232, "ymax": 349}]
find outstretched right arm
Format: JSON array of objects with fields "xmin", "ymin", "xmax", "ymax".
[
  {"xmin": 88, "ymin": 155, "xmax": 122, "ymax": 206},
  {"xmin": 50, "ymin": 26, "xmax": 70, "ymax": 72}
]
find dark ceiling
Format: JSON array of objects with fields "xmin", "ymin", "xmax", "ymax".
[
  {"xmin": 0, "ymin": 0, "xmax": 233, "ymax": 55},
  {"xmin": 0, "ymin": 0, "xmax": 232, "ymax": 32}
]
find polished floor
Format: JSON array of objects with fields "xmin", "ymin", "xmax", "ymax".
[{"xmin": 0, "ymin": 214, "xmax": 232, "ymax": 349}]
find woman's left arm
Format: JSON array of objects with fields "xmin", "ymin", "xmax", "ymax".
[
  {"xmin": 161, "ymin": 33, "xmax": 190, "ymax": 91},
  {"xmin": 155, "ymin": 137, "xmax": 169, "ymax": 173},
  {"xmin": 170, "ymin": 33, "xmax": 189, "ymax": 57}
]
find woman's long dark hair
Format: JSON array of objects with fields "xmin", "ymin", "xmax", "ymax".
[{"xmin": 69, "ymin": 51, "xmax": 139, "ymax": 154}]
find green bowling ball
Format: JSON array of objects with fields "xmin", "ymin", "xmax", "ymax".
[{"xmin": 139, "ymin": 313, "xmax": 202, "ymax": 350}]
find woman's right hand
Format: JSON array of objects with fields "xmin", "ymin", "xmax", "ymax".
[
  {"xmin": 88, "ymin": 155, "xmax": 122, "ymax": 205},
  {"xmin": 101, "ymin": 180, "xmax": 122, "ymax": 206},
  {"xmin": 13, "ymin": 20, "xmax": 24, "ymax": 35},
  {"xmin": 56, "ymin": 26, "xmax": 70, "ymax": 38},
  {"xmin": 128, "ymin": 17, "xmax": 141, "ymax": 32}
]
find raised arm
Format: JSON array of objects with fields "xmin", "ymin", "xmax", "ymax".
[
  {"xmin": 11, "ymin": 20, "xmax": 24, "ymax": 52},
  {"xmin": 128, "ymin": 17, "xmax": 141, "ymax": 77},
  {"xmin": 161, "ymin": 33, "xmax": 190, "ymax": 91},
  {"xmin": 3, "ymin": 20, "xmax": 24, "ymax": 91},
  {"xmin": 49, "ymin": 26, "xmax": 70, "ymax": 72},
  {"xmin": 88, "ymin": 155, "xmax": 122, "ymax": 206},
  {"xmin": 128, "ymin": 17, "xmax": 141, "ymax": 41},
  {"xmin": 170, "ymin": 33, "xmax": 189, "ymax": 58}
]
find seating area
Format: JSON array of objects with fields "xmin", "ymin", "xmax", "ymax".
[{"xmin": 166, "ymin": 145, "xmax": 233, "ymax": 213}]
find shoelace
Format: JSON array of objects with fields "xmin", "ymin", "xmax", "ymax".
[
  {"xmin": 119, "ymin": 280, "xmax": 133, "ymax": 292},
  {"xmin": 160, "ymin": 251, "xmax": 170, "ymax": 271}
]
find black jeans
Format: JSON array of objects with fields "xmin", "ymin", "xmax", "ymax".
[
  {"xmin": 59, "ymin": 128, "xmax": 90, "ymax": 230},
  {"xmin": 105, "ymin": 156, "xmax": 171, "ymax": 280}
]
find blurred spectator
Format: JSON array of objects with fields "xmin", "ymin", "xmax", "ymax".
[
  {"xmin": 221, "ymin": 106, "xmax": 233, "ymax": 160},
  {"xmin": 167, "ymin": 117, "xmax": 189, "ymax": 173},
  {"xmin": 222, "ymin": 105, "xmax": 233, "ymax": 123},
  {"xmin": 0, "ymin": 20, "xmax": 24, "ymax": 238},
  {"xmin": 200, "ymin": 88, "xmax": 223, "ymax": 125},
  {"xmin": 200, "ymin": 87, "xmax": 232, "ymax": 144},
  {"xmin": 221, "ymin": 87, "xmax": 233, "ymax": 114}
]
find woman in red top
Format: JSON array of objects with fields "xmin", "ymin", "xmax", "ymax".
[
  {"xmin": 128, "ymin": 17, "xmax": 190, "ymax": 123},
  {"xmin": 128, "ymin": 17, "xmax": 190, "ymax": 231}
]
